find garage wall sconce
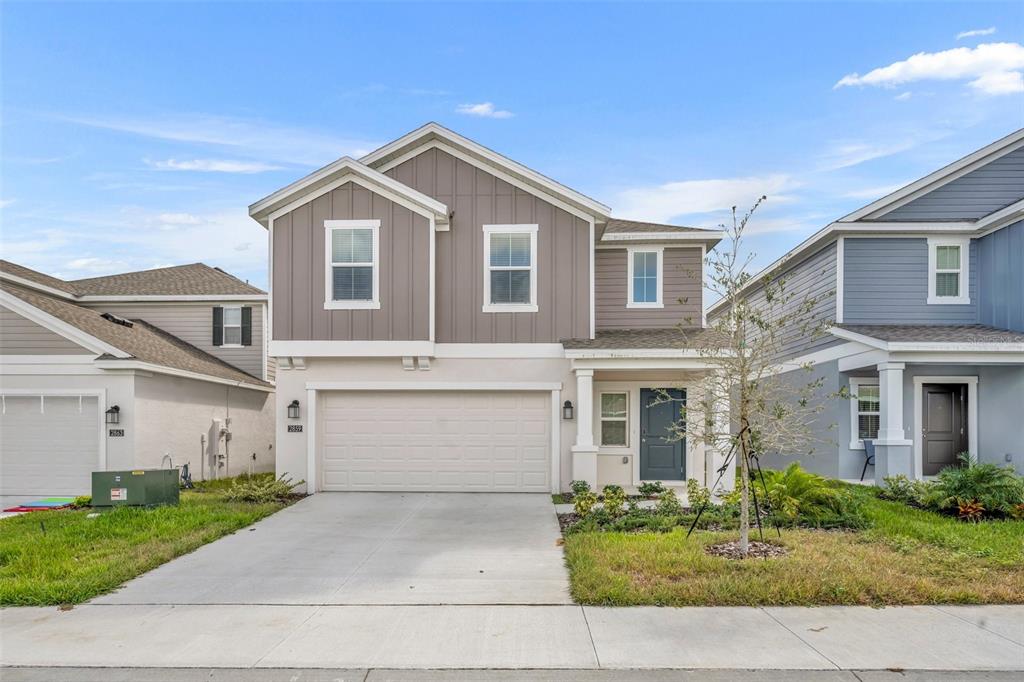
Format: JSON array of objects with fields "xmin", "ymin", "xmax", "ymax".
[
  {"xmin": 287, "ymin": 400, "xmax": 301, "ymax": 419},
  {"xmin": 105, "ymin": 405, "xmax": 121, "ymax": 424},
  {"xmin": 562, "ymin": 400, "xmax": 574, "ymax": 420}
]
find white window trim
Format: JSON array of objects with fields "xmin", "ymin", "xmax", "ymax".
[
  {"xmin": 849, "ymin": 377, "xmax": 880, "ymax": 450},
  {"xmin": 482, "ymin": 224, "xmax": 539, "ymax": 313},
  {"xmin": 926, "ymin": 236, "xmax": 970, "ymax": 305},
  {"xmin": 626, "ymin": 246, "xmax": 664, "ymax": 309},
  {"xmin": 599, "ymin": 391, "xmax": 629, "ymax": 447},
  {"xmin": 221, "ymin": 305, "xmax": 243, "ymax": 348},
  {"xmin": 324, "ymin": 219, "xmax": 381, "ymax": 310}
]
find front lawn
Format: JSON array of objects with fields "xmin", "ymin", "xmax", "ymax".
[
  {"xmin": 0, "ymin": 476, "xmax": 292, "ymax": 606},
  {"xmin": 563, "ymin": 490, "xmax": 1024, "ymax": 606}
]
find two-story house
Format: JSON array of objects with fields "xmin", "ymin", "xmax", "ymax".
[
  {"xmin": 0, "ymin": 261, "xmax": 275, "ymax": 496},
  {"xmin": 708, "ymin": 128, "xmax": 1024, "ymax": 483},
  {"xmin": 250, "ymin": 123, "xmax": 729, "ymax": 494}
]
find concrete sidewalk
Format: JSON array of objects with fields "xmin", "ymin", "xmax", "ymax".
[{"xmin": 2, "ymin": 603, "xmax": 1022, "ymax": 671}]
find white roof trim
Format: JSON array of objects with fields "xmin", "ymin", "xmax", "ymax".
[
  {"xmin": 600, "ymin": 231, "xmax": 725, "ymax": 242},
  {"xmin": 829, "ymin": 326, "xmax": 1024, "ymax": 352},
  {"xmin": 94, "ymin": 359, "xmax": 273, "ymax": 392},
  {"xmin": 79, "ymin": 294, "xmax": 267, "ymax": 303},
  {"xmin": 840, "ymin": 128, "xmax": 1024, "ymax": 222},
  {"xmin": 564, "ymin": 348, "xmax": 707, "ymax": 359},
  {"xmin": 360, "ymin": 122, "xmax": 611, "ymax": 218},
  {"xmin": 0, "ymin": 272, "xmax": 78, "ymax": 300},
  {"xmin": 0, "ymin": 290, "xmax": 131, "ymax": 358},
  {"xmin": 248, "ymin": 156, "xmax": 449, "ymax": 228}
]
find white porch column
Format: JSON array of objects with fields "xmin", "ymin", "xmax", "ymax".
[
  {"xmin": 570, "ymin": 368, "xmax": 598, "ymax": 488},
  {"xmin": 874, "ymin": 361, "xmax": 913, "ymax": 483},
  {"xmin": 704, "ymin": 374, "xmax": 735, "ymax": 493}
]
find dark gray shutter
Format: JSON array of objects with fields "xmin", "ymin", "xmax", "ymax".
[
  {"xmin": 212, "ymin": 307, "xmax": 223, "ymax": 346},
  {"xmin": 241, "ymin": 306, "xmax": 252, "ymax": 346}
]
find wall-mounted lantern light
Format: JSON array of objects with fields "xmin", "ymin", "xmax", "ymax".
[
  {"xmin": 287, "ymin": 400, "xmax": 301, "ymax": 419},
  {"xmin": 562, "ymin": 400, "xmax": 574, "ymax": 420},
  {"xmin": 105, "ymin": 405, "xmax": 121, "ymax": 424}
]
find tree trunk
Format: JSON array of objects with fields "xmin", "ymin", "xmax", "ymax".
[{"xmin": 739, "ymin": 428, "xmax": 750, "ymax": 557}]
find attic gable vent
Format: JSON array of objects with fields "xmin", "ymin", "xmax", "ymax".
[{"xmin": 101, "ymin": 312, "xmax": 134, "ymax": 328}]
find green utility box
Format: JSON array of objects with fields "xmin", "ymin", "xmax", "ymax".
[{"xmin": 91, "ymin": 469, "xmax": 180, "ymax": 507}]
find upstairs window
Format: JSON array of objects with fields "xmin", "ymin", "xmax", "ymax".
[
  {"xmin": 627, "ymin": 247, "xmax": 663, "ymax": 308},
  {"xmin": 325, "ymin": 220, "xmax": 380, "ymax": 310},
  {"xmin": 212, "ymin": 306, "xmax": 251, "ymax": 347},
  {"xmin": 927, "ymin": 237, "xmax": 970, "ymax": 305},
  {"xmin": 483, "ymin": 224, "xmax": 538, "ymax": 313}
]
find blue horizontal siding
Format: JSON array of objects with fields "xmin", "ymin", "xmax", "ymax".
[{"xmin": 977, "ymin": 220, "xmax": 1024, "ymax": 332}]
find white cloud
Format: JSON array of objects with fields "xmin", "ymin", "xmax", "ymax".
[
  {"xmin": 0, "ymin": 198, "xmax": 15, "ymax": 209},
  {"xmin": 842, "ymin": 183, "xmax": 908, "ymax": 200},
  {"xmin": 156, "ymin": 212, "xmax": 203, "ymax": 226},
  {"xmin": 613, "ymin": 174, "xmax": 797, "ymax": 224},
  {"xmin": 59, "ymin": 113, "xmax": 379, "ymax": 166},
  {"xmin": 818, "ymin": 139, "xmax": 917, "ymax": 171},
  {"xmin": 834, "ymin": 42, "xmax": 1024, "ymax": 96},
  {"xmin": 144, "ymin": 158, "xmax": 282, "ymax": 173},
  {"xmin": 957, "ymin": 27, "xmax": 996, "ymax": 40},
  {"xmin": 455, "ymin": 102, "xmax": 514, "ymax": 119},
  {"xmin": 894, "ymin": 91, "xmax": 912, "ymax": 101},
  {"xmin": 66, "ymin": 257, "xmax": 129, "ymax": 273}
]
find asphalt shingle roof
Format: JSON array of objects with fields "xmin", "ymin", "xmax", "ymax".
[
  {"xmin": 0, "ymin": 260, "xmax": 82, "ymax": 296},
  {"xmin": 835, "ymin": 324, "xmax": 1024, "ymax": 344},
  {"xmin": 71, "ymin": 263, "xmax": 265, "ymax": 296},
  {"xmin": 604, "ymin": 218, "xmax": 712, "ymax": 234},
  {"xmin": 561, "ymin": 327, "xmax": 728, "ymax": 350},
  {"xmin": 1, "ymin": 280, "xmax": 270, "ymax": 387}
]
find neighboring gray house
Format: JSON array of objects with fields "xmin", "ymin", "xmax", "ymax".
[
  {"xmin": 708, "ymin": 129, "xmax": 1024, "ymax": 481},
  {"xmin": 250, "ymin": 123, "xmax": 729, "ymax": 494},
  {"xmin": 0, "ymin": 261, "xmax": 275, "ymax": 495}
]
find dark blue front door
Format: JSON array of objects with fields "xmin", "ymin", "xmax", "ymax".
[{"xmin": 640, "ymin": 388, "xmax": 686, "ymax": 481}]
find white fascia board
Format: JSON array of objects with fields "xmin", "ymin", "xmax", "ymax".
[
  {"xmin": 840, "ymin": 129, "xmax": 1024, "ymax": 222},
  {"xmin": 269, "ymin": 340, "xmax": 435, "ymax": 357},
  {"xmin": 600, "ymin": 231, "xmax": 725, "ymax": 243},
  {"xmin": 569, "ymin": 357, "xmax": 720, "ymax": 371},
  {"xmin": 360, "ymin": 122, "xmax": 612, "ymax": 218},
  {"xmin": 0, "ymin": 291, "xmax": 131, "ymax": 358},
  {"xmin": 433, "ymin": 343, "xmax": 565, "ymax": 358},
  {"xmin": 305, "ymin": 380, "xmax": 562, "ymax": 391},
  {"xmin": 564, "ymin": 348, "xmax": 706, "ymax": 359},
  {"xmin": 828, "ymin": 326, "xmax": 890, "ymax": 350},
  {"xmin": 249, "ymin": 157, "xmax": 449, "ymax": 227},
  {"xmin": 79, "ymin": 295, "xmax": 267, "ymax": 303},
  {"xmin": 892, "ymin": 351, "xmax": 1024, "ymax": 364},
  {"xmin": 773, "ymin": 341, "xmax": 872, "ymax": 372},
  {"xmin": 93, "ymin": 359, "xmax": 273, "ymax": 392},
  {"xmin": 888, "ymin": 342, "xmax": 1024, "ymax": 352},
  {"xmin": 0, "ymin": 272, "xmax": 78, "ymax": 300}
]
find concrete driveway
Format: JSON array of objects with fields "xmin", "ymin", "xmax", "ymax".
[{"xmin": 94, "ymin": 492, "xmax": 571, "ymax": 605}]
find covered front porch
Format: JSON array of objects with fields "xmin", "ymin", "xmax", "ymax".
[{"xmin": 562, "ymin": 329, "xmax": 734, "ymax": 493}]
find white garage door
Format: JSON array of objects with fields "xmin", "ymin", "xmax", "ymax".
[
  {"xmin": 320, "ymin": 391, "xmax": 551, "ymax": 492},
  {"xmin": 0, "ymin": 395, "xmax": 100, "ymax": 496}
]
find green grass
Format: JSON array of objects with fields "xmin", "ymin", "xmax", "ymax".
[
  {"xmin": 563, "ymin": 491, "xmax": 1024, "ymax": 606},
  {"xmin": 0, "ymin": 479, "xmax": 290, "ymax": 606},
  {"xmin": 552, "ymin": 493, "xmax": 573, "ymax": 505}
]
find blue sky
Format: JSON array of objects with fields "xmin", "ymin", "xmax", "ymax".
[{"xmin": 2, "ymin": 1, "xmax": 1022, "ymax": 290}]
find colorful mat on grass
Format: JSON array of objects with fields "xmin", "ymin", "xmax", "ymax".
[{"xmin": 3, "ymin": 497, "xmax": 76, "ymax": 512}]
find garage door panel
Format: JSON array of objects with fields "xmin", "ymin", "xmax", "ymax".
[
  {"xmin": 0, "ymin": 395, "xmax": 98, "ymax": 496},
  {"xmin": 320, "ymin": 390, "xmax": 550, "ymax": 492}
]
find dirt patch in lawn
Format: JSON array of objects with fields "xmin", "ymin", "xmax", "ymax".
[{"xmin": 705, "ymin": 539, "xmax": 788, "ymax": 560}]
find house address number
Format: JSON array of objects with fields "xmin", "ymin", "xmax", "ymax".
[
  {"xmin": 109, "ymin": 429, "xmax": 125, "ymax": 437},
  {"xmin": 287, "ymin": 425, "xmax": 303, "ymax": 433}
]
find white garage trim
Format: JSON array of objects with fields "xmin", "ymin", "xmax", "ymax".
[
  {"xmin": 303, "ymin": 381, "xmax": 562, "ymax": 494},
  {"xmin": 0, "ymin": 388, "xmax": 107, "ymax": 472}
]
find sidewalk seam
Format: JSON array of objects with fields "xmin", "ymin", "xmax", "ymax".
[
  {"xmin": 927, "ymin": 605, "xmax": 1024, "ymax": 648},
  {"xmin": 760, "ymin": 607, "xmax": 842, "ymax": 670},
  {"xmin": 249, "ymin": 604, "xmax": 324, "ymax": 669},
  {"xmin": 579, "ymin": 606, "xmax": 602, "ymax": 669}
]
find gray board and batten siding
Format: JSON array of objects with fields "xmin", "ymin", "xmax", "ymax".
[{"xmin": 879, "ymin": 146, "xmax": 1024, "ymax": 221}]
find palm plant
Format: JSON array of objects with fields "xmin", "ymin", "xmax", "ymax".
[{"xmin": 923, "ymin": 453, "xmax": 1024, "ymax": 518}]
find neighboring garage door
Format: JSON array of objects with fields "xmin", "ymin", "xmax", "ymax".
[
  {"xmin": 0, "ymin": 395, "xmax": 99, "ymax": 496},
  {"xmin": 320, "ymin": 390, "xmax": 551, "ymax": 492}
]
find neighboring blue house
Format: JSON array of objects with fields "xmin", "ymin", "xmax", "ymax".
[{"xmin": 708, "ymin": 129, "xmax": 1024, "ymax": 482}]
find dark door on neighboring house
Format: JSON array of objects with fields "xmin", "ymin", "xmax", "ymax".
[
  {"xmin": 922, "ymin": 383, "xmax": 968, "ymax": 476},
  {"xmin": 640, "ymin": 388, "xmax": 686, "ymax": 481}
]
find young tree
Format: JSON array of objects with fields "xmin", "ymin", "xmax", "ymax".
[{"xmin": 682, "ymin": 198, "xmax": 834, "ymax": 557}]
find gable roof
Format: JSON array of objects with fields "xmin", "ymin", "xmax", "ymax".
[
  {"xmin": 0, "ymin": 260, "xmax": 264, "ymax": 300},
  {"xmin": 0, "ymin": 280, "xmax": 271, "ymax": 389},
  {"xmin": 359, "ymin": 122, "xmax": 612, "ymax": 220},
  {"xmin": 248, "ymin": 155, "xmax": 450, "ymax": 228},
  {"xmin": 71, "ymin": 263, "xmax": 264, "ymax": 297}
]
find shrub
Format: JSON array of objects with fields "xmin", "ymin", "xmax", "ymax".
[
  {"xmin": 72, "ymin": 495, "xmax": 91, "ymax": 508},
  {"xmin": 570, "ymin": 480, "xmax": 591, "ymax": 497},
  {"xmin": 602, "ymin": 484, "xmax": 627, "ymax": 517},
  {"xmin": 686, "ymin": 478, "xmax": 711, "ymax": 510},
  {"xmin": 224, "ymin": 475, "xmax": 302, "ymax": 504},
  {"xmin": 637, "ymin": 481, "xmax": 666, "ymax": 498},
  {"xmin": 656, "ymin": 487, "xmax": 683, "ymax": 516},
  {"xmin": 879, "ymin": 475, "xmax": 933, "ymax": 507},
  {"xmin": 957, "ymin": 498, "xmax": 985, "ymax": 522},
  {"xmin": 922, "ymin": 454, "xmax": 1024, "ymax": 518},
  {"xmin": 573, "ymin": 490, "xmax": 598, "ymax": 518},
  {"xmin": 758, "ymin": 463, "xmax": 865, "ymax": 528}
]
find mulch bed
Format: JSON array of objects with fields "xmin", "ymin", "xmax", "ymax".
[
  {"xmin": 705, "ymin": 539, "xmax": 788, "ymax": 560},
  {"xmin": 557, "ymin": 512, "xmax": 579, "ymax": 533}
]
